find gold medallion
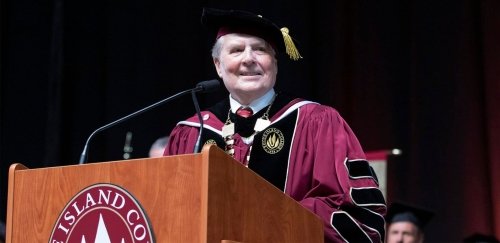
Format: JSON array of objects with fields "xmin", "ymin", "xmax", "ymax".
[
  {"xmin": 204, "ymin": 139, "xmax": 217, "ymax": 145},
  {"xmin": 261, "ymin": 128, "xmax": 285, "ymax": 154}
]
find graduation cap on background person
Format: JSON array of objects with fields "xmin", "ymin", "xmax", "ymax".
[
  {"xmin": 386, "ymin": 202, "xmax": 435, "ymax": 230},
  {"xmin": 201, "ymin": 7, "xmax": 302, "ymax": 61}
]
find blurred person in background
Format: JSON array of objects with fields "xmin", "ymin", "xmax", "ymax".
[{"xmin": 386, "ymin": 202, "xmax": 434, "ymax": 243}]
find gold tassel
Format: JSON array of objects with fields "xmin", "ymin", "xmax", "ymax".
[{"xmin": 280, "ymin": 27, "xmax": 302, "ymax": 61}]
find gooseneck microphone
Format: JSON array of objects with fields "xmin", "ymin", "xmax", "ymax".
[
  {"xmin": 78, "ymin": 79, "xmax": 220, "ymax": 164},
  {"xmin": 192, "ymin": 79, "xmax": 220, "ymax": 153}
]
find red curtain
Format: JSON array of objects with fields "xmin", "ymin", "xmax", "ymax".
[{"xmin": 482, "ymin": 0, "xmax": 500, "ymax": 237}]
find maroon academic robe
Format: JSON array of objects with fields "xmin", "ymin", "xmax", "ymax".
[{"xmin": 164, "ymin": 96, "xmax": 386, "ymax": 242}]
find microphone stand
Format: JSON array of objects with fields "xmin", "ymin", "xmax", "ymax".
[
  {"xmin": 191, "ymin": 90, "xmax": 203, "ymax": 153},
  {"xmin": 79, "ymin": 89, "xmax": 192, "ymax": 164},
  {"xmin": 78, "ymin": 79, "xmax": 220, "ymax": 164}
]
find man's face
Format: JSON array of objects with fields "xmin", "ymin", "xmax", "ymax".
[
  {"xmin": 387, "ymin": 222, "xmax": 423, "ymax": 243},
  {"xmin": 213, "ymin": 33, "xmax": 278, "ymax": 105}
]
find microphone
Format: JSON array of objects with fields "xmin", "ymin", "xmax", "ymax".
[
  {"xmin": 78, "ymin": 79, "xmax": 220, "ymax": 164},
  {"xmin": 195, "ymin": 79, "xmax": 220, "ymax": 93},
  {"xmin": 191, "ymin": 79, "xmax": 221, "ymax": 153}
]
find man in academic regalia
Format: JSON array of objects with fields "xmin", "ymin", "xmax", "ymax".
[
  {"xmin": 164, "ymin": 7, "xmax": 386, "ymax": 242},
  {"xmin": 385, "ymin": 202, "xmax": 434, "ymax": 243}
]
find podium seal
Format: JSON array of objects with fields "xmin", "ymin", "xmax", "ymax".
[{"xmin": 49, "ymin": 183, "xmax": 154, "ymax": 243}]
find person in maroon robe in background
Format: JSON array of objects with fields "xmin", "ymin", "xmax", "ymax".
[{"xmin": 164, "ymin": 7, "xmax": 386, "ymax": 242}]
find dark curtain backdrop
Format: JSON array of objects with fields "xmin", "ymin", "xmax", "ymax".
[{"xmin": 1, "ymin": 0, "xmax": 499, "ymax": 241}]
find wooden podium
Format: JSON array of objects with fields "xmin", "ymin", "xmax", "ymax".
[{"xmin": 6, "ymin": 145, "xmax": 324, "ymax": 242}]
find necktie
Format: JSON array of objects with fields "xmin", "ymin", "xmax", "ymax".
[{"xmin": 236, "ymin": 106, "xmax": 253, "ymax": 118}]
